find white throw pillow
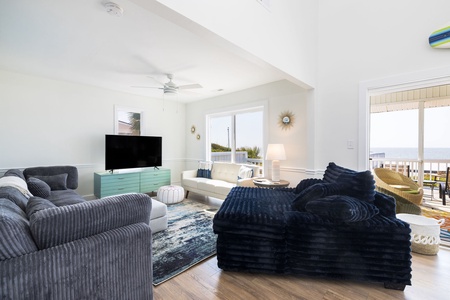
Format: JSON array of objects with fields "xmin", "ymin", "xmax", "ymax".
[{"xmin": 238, "ymin": 166, "xmax": 253, "ymax": 179}]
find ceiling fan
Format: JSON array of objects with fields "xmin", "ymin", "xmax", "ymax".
[{"xmin": 132, "ymin": 74, "xmax": 202, "ymax": 95}]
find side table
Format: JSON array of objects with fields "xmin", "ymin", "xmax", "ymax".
[{"xmin": 253, "ymin": 178, "xmax": 290, "ymax": 188}]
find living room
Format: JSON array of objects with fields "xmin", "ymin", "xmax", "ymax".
[{"xmin": 1, "ymin": 0, "xmax": 450, "ymax": 299}]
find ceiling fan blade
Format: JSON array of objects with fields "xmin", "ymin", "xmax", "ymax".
[
  {"xmin": 131, "ymin": 86, "xmax": 163, "ymax": 89},
  {"xmin": 146, "ymin": 76, "xmax": 166, "ymax": 86},
  {"xmin": 178, "ymin": 83, "xmax": 203, "ymax": 90}
]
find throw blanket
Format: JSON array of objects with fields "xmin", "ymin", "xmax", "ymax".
[{"xmin": 0, "ymin": 176, "xmax": 33, "ymax": 198}]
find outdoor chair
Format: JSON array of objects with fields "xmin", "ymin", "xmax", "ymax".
[
  {"xmin": 373, "ymin": 168, "xmax": 423, "ymax": 214},
  {"xmin": 438, "ymin": 167, "xmax": 449, "ymax": 205}
]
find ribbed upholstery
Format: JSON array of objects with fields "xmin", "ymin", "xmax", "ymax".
[
  {"xmin": 29, "ymin": 193, "xmax": 152, "ymax": 249},
  {"xmin": 214, "ymin": 180, "xmax": 412, "ymax": 289},
  {"xmin": 0, "ymin": 186, "xmax": 29, "ymax": 211},
  {"xmin": 1, "ymin": 166, "xmax": 154, "ymax": 299},
  {"xmin": 0, "ymin": 199, "xmax": 38, "ymax": 260},
  {"xmin": 0, "ymin": 223, "xmax": 153, "ymax": 300},
  {"xmin": 322, "ymin": 162, "xmax": 376, "ymax": 202},
  {"xmin": 24, "ymin": 166, "xmax": 78, "ymax": 190}
]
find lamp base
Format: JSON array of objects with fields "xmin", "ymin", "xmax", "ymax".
[{"xmin": 271, "ymin": 160, "xmax": 280, "ymax": 182}]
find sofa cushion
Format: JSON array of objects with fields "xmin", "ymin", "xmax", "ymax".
[
  {"xmin": 0, "ymin": 198, "xmax": 38, "ymax": 260},
  {"xmin": 198, "ymin": 180, "xmax": 234, "ymax": 194},
  {"xmin": 373, "ymin": 191, "xmax": 396, "ymax": 217},
  {"xmin": 304, "ymin": 195, "xmax": 379, "ymax": 222},
  {"xmin": 294, "ymin": 178, "xmax": 323, "ymax": 194},
  {"xmin": 323, "ymin": 162, "xmax": 376, "ymax": 202},
  {"xmin": 292, "ymin": 182, "xmax": 346, "ymax": 211},
  {"xmin": 27, "ymin": 177, "xmax": 51, "ymax": 198},
  {"xmin": 238, "ymin": 166, "xmax": 253, "ymax": 179},
  {"xmin": 212, "ymin": 181, "xmax": 236, "ymax": 196},
  {"xmin": 29, "ymin": 193, "xmax": 152, "ymax": 249},
  {"xmin": 182, "ymin": 177, "xmax": 211, "ymax": 189},
  {"xmin": 0, "ymin": 176, "xmax": 33, "ymax": 199},
  {"xmin": 26, "ymin": 196, "xmax": 57, "ymax": 217},
  {"xmin": 24, "ymin": 166, "xmax": 78, "ymax": 190},
  {"xmin": 211, "ymin": 163, "xmax": 242, "ymax": 183},
  {"xmin": 197, "ymin": 161, "xmax": 213, "ymax": 179},
  {"xmin": 0, "ymin": 187, "xmax": 29, "ymax": 211},
  {"xmin": 4, "ymin": 169, "xmax": 25, "ymax": 180},
  {"xmin": 150, "ymin": 199, "xmax": 167, "ymax": 219},
  {"xmin": 46, "ymin": 190, "xmax": 85, "ymax": 206},
  {"xmin": 31, "ymin": 173, "xmax": 68, "ymax": 191}
]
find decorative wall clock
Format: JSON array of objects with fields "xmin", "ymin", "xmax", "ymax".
[{"xmin": 278, "ymin": 110, "xmax": 295, "ymax": 130}]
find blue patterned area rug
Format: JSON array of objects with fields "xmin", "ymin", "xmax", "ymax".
[{"xmin": 152, "ymin": 199, "xmax": 218, "ymax": 285}]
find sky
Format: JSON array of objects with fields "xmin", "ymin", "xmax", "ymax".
[
  {"xmin": 370, "ymin": 106, "xmax": 450, "ymax": 148},
  {"xmin": 210, "ymin": 111, "xmax": 263, "ymax": 150}
]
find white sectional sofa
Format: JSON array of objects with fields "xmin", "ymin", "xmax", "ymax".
[{"xmin": 181, "ymin": 162, "xmax": 260, "ymax": 200}]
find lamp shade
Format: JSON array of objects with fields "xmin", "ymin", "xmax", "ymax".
[{"xmin": 265, "ymin": 144, "xmax": 286, "ymax": 161}]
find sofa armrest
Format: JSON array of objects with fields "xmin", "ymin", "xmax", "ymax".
[
  {"xmin": 1, "ymin": 223, "xmax": 153, "ymax": 299},
  {"xmin": 181, "ymin": 169, "xmax": 198, "ymax": 180},
  {"xmin": 237, "ymin": 178, "xmax": 256, "ymax": 187},
  {"xmin": 29, "ymin": 193, "xmax": 152, "ymax": 249}
]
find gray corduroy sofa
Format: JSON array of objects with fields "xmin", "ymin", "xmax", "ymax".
[{"xmin": 0, "ymin": 166, "xmax": 153, "ymax": 299}]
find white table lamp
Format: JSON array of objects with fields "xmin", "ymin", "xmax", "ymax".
[{"xmin": 265, "ymin": 144, "xmax": 286, "ymax": 182}]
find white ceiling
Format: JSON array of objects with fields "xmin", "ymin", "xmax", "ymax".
[{"xmin": 0, "ymin": 0, "xmax": 287, "ymax": 102}]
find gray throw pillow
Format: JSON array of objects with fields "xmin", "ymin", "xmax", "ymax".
[
  {"xmin": 27, "ymin": 177, "xmax": 51, "ymax": 198},
  {"xmin": 26, "ymin": 196, "xmax": 57, "ymax": 218},
  {"xmin": 32, "ymin": 173, "xmax": 68, "ymax": 190}
]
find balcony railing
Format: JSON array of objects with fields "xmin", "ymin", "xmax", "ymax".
[
  {"xmin": 211, "ymin": 152, "xmax": 263, "ymax": 175},
  {"xmin": 369, "ymin": 157, "xmax": 450, "ymax": 182}
]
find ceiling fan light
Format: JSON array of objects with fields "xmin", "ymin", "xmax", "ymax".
[{"xmin": 164, "ymin": 88, "xmax": 178, "ymax": 95}]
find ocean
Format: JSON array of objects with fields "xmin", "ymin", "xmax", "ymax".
[{"xmin": 370, "ymin": 147, "xmax": 450, "ymax": 160}]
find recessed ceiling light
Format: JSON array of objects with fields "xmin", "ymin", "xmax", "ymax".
[{"xmin": 104, "ymin": 2, "xmax": 123, "ymax": 17}]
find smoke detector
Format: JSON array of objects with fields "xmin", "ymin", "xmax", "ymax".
[{"xmin": 104, "ymin": 2, "xmax": 123, "ymax": 17}]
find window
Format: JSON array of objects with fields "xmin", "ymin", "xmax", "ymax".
[{"xmin": 207, "ymin": 106, "xmax": 264, "ymax": 174}]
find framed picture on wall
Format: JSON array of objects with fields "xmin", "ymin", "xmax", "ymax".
[{"xmin": 114, "ymin": 106, "xmax": 144, "ymax": 136}]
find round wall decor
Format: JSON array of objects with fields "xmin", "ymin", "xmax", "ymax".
[{"xmin": 278, "ymin": 110, "xmax": 295, "ymax": 130}]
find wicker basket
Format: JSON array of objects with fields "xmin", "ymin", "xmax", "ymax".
[
  {"xmin": 373, "ymin": 168, "xmax": 423, "ymax": 206},
  {"xmin": 397, "ymin": 213, "xmax": 445, "ymax": 255}
]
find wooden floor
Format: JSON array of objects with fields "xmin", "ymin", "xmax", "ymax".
[
  {"xmin": 154, "ymin": 247, "xmax": 450, "ymax": 300},
  {"xmin": 153, "ymin": 194, "xmax": 450, "ymax": 300}
]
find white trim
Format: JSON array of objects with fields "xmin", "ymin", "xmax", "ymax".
[{"xmin": 358, "ymin": 66, "xmax": 450, "ymax": 170}]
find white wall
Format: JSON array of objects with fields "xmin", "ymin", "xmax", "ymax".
[
  {"xmin": 132, "ymin": 0, "xmax": 318, "ymax": 89},
  {"xmin": 0, "ymin": 70, "xmax": 186, "ymax": 197},
  {"xmin": 316, "ymin": 0, "xmax": 450, "ymax": 170},
  {"xmin": 185, "ymin": 80, "xmax": 311, "ymax": 185}
]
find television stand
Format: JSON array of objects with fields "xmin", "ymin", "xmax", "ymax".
[{"xmin": 94, "ymin": 168, "xmax": 170, "ymax": 198}]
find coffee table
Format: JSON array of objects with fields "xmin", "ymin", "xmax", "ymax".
[{"xmin": 253, "ymin": 178, "xmax": 290, "ymax": 188}]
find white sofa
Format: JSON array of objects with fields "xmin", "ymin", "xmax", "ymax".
[{"xmin": 181, "ymin": 162, "xmax": 260, "ymax": 200}]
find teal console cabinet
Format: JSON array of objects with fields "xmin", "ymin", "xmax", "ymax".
[{"xmin": 94, "ymin": 168, "xmax": 171, "ymax": 198}]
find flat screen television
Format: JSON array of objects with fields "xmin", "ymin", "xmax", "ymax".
[{"xmin": 105, "ymin": 134, "xmax": 162, "ymax": 171}]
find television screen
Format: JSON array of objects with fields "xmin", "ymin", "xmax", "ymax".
[{"xmin": 105, "ymin": 135, "xmax": 162, "ymax": 171}]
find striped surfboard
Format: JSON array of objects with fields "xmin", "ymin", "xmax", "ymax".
[{"xmin": 429, "ymin": 24, "xmax": 450, "ymax": 48}]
